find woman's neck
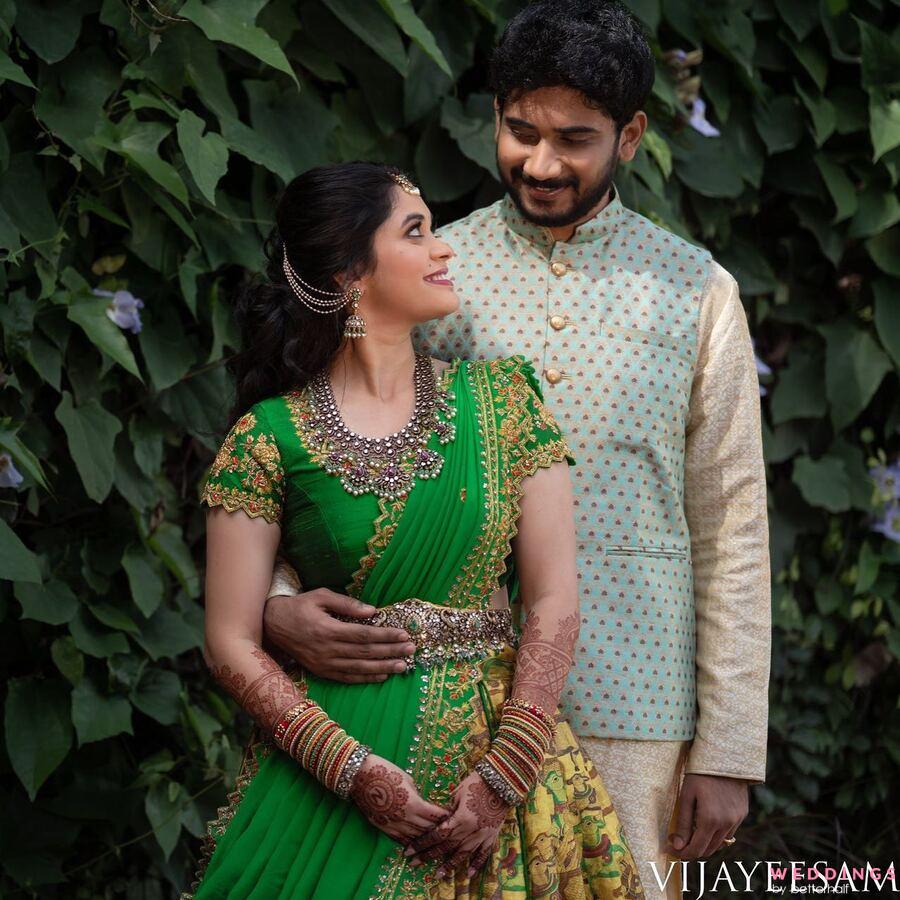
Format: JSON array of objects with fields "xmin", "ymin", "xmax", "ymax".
[{"xmin": 329, "ymin": 333, "xmax": 418, "ymax": 402}]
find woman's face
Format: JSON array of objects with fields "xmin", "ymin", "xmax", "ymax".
[{"xmin": 354, "ymin": 188, "xmax": 459, "ymax": 331}]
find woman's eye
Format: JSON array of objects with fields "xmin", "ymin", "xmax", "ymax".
[{"xmin": 408, "ymin": 224, "xmax": 423, "ymax": 236}]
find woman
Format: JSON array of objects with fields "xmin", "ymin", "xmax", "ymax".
[{"xmin": 185, "ymin": 162, "xmax": 644, "ymax": 899}]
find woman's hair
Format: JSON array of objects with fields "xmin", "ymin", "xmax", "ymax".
[
  {"xmin": 226, "ymin": 161, "xmax": 408, "ymax": 426},
  {"xmin": 489, "ymin": 0, "xmax": 654, "ymax": 129}
]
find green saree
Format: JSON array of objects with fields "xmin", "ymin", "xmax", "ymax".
[{"xmin": 188, "ymin": 355, "xmax": 644, "ymax": 900}]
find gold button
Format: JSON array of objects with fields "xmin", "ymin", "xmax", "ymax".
[
  {"xmin": 545, "ymin": 368, "xmax": 563, "ymax": 384},
  {"xmin": 550, "ymin": 261, "xmax": 568, "ymax": 277},
  {"xmin": 549, "ymin": 314, "xmax": 567, "ymax": 331}
]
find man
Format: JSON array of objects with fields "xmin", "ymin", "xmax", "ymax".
[{"xmin": 261, "ymin": 2, "xmax": 771, "ymax": 896}]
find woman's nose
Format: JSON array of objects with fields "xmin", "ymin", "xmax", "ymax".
[{"xmin": 431, "ymin": 239, "xmax": 455, "ymax": 260}]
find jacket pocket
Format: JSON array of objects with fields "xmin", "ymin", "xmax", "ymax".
[{"xmin": 603, "ymin": 542, "xmax": 690, "ymax": 561}]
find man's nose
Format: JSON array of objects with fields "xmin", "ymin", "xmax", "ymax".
[{"xmin": 522, "ymin": 140, "xmax": 563, "ymax": 182}]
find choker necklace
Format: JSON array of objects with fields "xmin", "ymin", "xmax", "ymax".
[{"xmin": 301, "ymin": 353, "xmax": 457, "ymax": 500}]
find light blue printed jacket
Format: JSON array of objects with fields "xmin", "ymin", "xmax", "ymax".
[{"xmin": 413, "ymin": 189, "xmax": 771, "ymax": 783}]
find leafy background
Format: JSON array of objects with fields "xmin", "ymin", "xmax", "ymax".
[{"xmin": 1, "ymin": 0, "xmax": 898, "ymax": 895}]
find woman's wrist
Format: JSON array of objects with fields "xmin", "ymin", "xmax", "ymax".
[
  {"xmin": 272, "ymin": 700, "xmax": 368, "ymax": 798},
  {"xmin": 475, "ymin": 698, "xmax": 555, "ymax": 805}
]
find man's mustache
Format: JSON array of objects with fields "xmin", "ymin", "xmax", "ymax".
[{"xmin": 513, "ymin": 169, "xmax": 578, "ymax": 191}]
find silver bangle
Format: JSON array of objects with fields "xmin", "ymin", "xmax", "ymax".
[
  {"xmin": 474, "ymin": 758, "xmax": 521, "ymax": 807},
  {"xmin": 335, "ymin": 743, "xmax": 371, "ymax": 800}
]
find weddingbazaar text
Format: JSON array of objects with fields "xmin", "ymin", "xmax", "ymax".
[{"xmin": 648, "ymin": 860, "xmax": 898, "ymax": 895}]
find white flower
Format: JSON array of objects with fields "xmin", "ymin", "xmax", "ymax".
[
  {"xmin": 0, "ymin": 452, "xmax": 24, "ymax": 488},
  {"xmin": 688, "ymin": 97, "xmax": 720, "ymax": 138},
  {"xmin": 870, "ymin": 463, "xmax": 900, "ymax": 501},
  {"xmin": 753, "ymin": 340, "xmax": 771, "ymax": 396},
  {"xmin": 93, "ymin": 288, "xmax": 144, "ymax": 334},
  {"xmin": 872, "ymin": 501, "xmax": 900, "ymax": 543}
]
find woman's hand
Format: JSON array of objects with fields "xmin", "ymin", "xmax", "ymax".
[
  {"xmin": 403, "ymin": 771, "xmax": 510, "ymax": 879},
  {"xmin": 350, "ymin": 754, "xmax": 449, "ymax": 842}
]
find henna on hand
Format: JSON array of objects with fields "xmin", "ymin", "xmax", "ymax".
[
  {"xmin": 466, "ymin": 776, "xmax": 509, "ymax": 829},
  {"xmin": 351, "ymin": 763, "xmax": 410, "ymax": 825},
  {"xmin": 511, "ymin": 610, "xmax": 579, "ymax": 711}
]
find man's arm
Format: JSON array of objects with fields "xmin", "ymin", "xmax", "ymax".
[
  {"xmin": 683, "ymin": 261, "xmax": 772, "ymax": 784},
  {"xmin": 262, "ymin": 558, "xmax": 417, "ymax": 683},
  {"xmin": 667, "ymin": 262, "xmax": 772, "ymax": 862}
]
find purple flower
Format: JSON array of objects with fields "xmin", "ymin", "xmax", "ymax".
[
  {"xmin": 0, "ymin": 452, "xmax": 23, "ymax": 488},
  {"xmin": 688, "ymin": 97, "xmax": 720, "ymax": 138},
  {"xmin": 753, "ymin": 339, "xmax": 771, "ymax": 397},
  {"xmin": 871, "ymin": 501, "xmax": 900, "ymax": 543},
  {"xmin": 870, "ymin": 463, "xmax": 900, "ymax": 501},
  {"xmin": 93, "ymin": 288, "xmax": 144, "ymax": 334}
]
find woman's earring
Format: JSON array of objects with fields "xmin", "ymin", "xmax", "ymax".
[{"xmin": 342, "ymin": 288, "xmax": 367, "ymax": 339}]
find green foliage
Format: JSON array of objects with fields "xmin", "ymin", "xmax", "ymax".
[{"xmin": 0, "ymin": 0, "xmax": 898, "ymax": 893}]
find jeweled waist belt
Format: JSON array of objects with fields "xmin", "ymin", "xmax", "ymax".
[{"xmin": 336, "ymin": 598, "xmax": 516, "ymax": 670}]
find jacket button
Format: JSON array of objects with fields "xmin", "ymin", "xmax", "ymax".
[
  {"xmin": 545, "ymin": 368, "xmax": 563, "ymax": 384},
  {"xmin": 549, "ymin": 314, "xmax": 567, "ymax": 331},
  {"xmin": 550, "ymin": 261, "xmax": 568, "ymax": 277}
]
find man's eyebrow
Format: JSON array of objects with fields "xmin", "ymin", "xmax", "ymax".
[{"xmin": 505, "ymin": 116, "xmax": 599, "ymax": 135}]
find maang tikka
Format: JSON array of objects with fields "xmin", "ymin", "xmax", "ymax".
[{"xmin": 280, "ymin": 170, "xmax": 421, "ymax": 340}]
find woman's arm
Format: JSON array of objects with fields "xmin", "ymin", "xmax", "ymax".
[
  {"xmin": 203, "ymin": 507, "xmax": 447, "ymax": 840},
  {"xmin": 507, "ymin": 457, "xmax": 580, "ymax": 711}
]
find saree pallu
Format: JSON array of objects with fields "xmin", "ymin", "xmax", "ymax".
[{"xmin": 189, "ymin": 355, "xmax": 645, "ymax": 899}]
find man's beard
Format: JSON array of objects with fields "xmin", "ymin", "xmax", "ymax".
[{"xmin": 498, "ymin": 147, "xmax": 618, "ymax": 228}]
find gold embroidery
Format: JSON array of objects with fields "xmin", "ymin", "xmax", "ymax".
[
  {"xmin": 444, "ymin": 362, "xmax": 504, "ymax": 610},
  {"xmin": 444, "ymin": 358, "xmax": 572, "ymax": 612},
  {"xmin": 201, "ymin": 411, "xmax": 285, "ymax": 525}
]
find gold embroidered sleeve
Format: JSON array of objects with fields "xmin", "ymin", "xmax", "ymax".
[
  {"xmin": 201, "ymin": 405, "xmax": 285, "ymax": 526},
  {"xmin": 492, "ymin": 355, "xmax": 576, "ymax": 480}
]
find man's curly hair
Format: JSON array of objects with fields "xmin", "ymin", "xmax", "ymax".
[{"xmin": 489, "ymin": 0, "xmax": 655, "ymax": 128}]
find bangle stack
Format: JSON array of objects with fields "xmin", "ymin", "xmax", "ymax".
[
  {"xmin": 475, "ymin": 698, "xmax": 556, "ymax": 806},
  {"xmin": 272, "ymin": 701, "xmax": 371, "ymax": 799}
]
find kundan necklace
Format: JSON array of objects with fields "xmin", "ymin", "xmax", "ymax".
[{"xmin": 301, "ymin": 353, "xmax": 457, "ymax": 500}]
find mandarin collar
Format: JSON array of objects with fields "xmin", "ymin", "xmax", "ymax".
[{"xmin": 499, "ymin": 184, "xmax": 624, "ymax": 255}]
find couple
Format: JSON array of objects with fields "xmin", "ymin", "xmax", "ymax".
[{"xmin": 187, "ymin": 2, "xmax": 771, "ymax": 898}]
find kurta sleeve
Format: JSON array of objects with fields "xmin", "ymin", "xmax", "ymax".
[
  {"xmin": 683, "ymin": 262, "xmax": 772, "ymax": 784},
  {"xmin": 267, "ymin": 555, "xmax": 303, "ymax": 599},
  {"xmin": 201, "ymin": 404, "xmax": 285, "ymax": 526},
  {"xmin": 499, "ymin": 355, "xmax": 577, "ymax": 477}
]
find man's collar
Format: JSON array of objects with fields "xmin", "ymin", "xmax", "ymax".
[{"xmin": 499, "ymin": 184, "xmax": 624, "ymax": 251}]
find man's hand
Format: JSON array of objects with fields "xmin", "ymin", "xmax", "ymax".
[
  {"xmin": 666, "ymin": 773, "xmax": 749, "ymax": 860},
  {"xmin": 262, "ymin": 588, "xmax": 416, "ymax": 683}
]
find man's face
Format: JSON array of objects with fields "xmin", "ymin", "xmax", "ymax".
[{"xmin": 495, "ymin": 86, "xmax": 628, "ymax": 228}]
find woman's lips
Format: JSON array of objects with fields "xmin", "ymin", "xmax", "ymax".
[{"xmin": 424, "ymin": 269, "xmax": 453, "ymax": 286}]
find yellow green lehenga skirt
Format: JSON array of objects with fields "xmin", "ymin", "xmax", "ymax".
[{"xmin": 187, "ymin": 356, "xmax": 645, "ymax": 898}]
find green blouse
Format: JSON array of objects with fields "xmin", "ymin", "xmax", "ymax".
[{"xmin": 201, "ymin": 355, "xmax": 575, "ymax": 607}]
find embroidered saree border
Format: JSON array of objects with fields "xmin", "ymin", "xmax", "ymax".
[
  {"xmin": 180, "ymin": 728, "xmax": 274, "ymax": 899},
  {"xmin": 444, "ymin": 361, "xmax": 503, "ymax": 609},
  {"xmin": 445, "ymin": 358, "xmax": 572, "ymax": 610},
  {"xmin": 370, "ymin": 660, "xmax": 487, "ymax": 900}
]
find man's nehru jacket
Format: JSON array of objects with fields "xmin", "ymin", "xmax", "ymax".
[{"xmin": 413, "ymin": 188, "xmax": 772, "ymax": 783}]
